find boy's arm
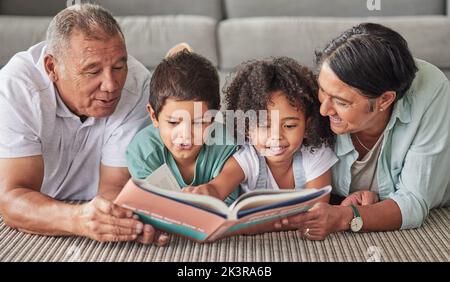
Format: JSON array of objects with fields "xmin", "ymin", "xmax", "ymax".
[{"xmin": 182, "ymin": 157, "xmax": 245, "ymax": 200}]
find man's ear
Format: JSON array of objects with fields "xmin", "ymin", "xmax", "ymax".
[
  {"xmin": 44, "ymin": 54, "xmax": 58, "ymax": 82},
  {"xmin": 378, "ymin": 91, "xmax": 397, "ymax": 112},
  {"xmin": 147, "ymin": 103, "xmax": 159, "ymax": 127}
]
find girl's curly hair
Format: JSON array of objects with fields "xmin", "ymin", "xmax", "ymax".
[{"xmin": 224, "ymin": 57, "xmax": 335, "ymax": 150}]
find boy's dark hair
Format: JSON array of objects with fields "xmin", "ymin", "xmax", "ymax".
[
  {"xmin": 149, "ymin": 50, "xmax": 220, "ymax": 118},
  {"xmin": 315, "ymin": 23, "xmax": 418, "ymax": 101},
  {"xmin": 224, "ymin": 57, "xmax": 335, "ymax": 150}
]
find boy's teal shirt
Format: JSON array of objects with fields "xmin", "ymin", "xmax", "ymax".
[
  {"xmin": 332, "ymin": 59, "xmax": 450, "ymax": 229},
  {"xmin": 126, "ymin": 122, "xmax": 239, "ymax": 205}
]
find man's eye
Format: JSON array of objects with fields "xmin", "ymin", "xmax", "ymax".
[
  {"xmin": 113, "ymin": 66, "xmax": 125, "ymax": 71},
  {"xmin": 86, "ymin": 70, "xmax": 101, "ymax": 75}
]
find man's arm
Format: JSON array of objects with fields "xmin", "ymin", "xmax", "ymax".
[
  {"xmin": 98, "ymin": 165, "xmax": 130, "ymax": 201},
  {"xmin": 0, "ymin": 156, "xmax": 77, "ymax": 235},
  {"xmin": 0, "ymin": 156, "xmax": 144, "ymax": 241}
]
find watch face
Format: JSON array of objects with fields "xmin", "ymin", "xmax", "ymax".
[{"xmin": 351, "ymin": 217, "xmax": 363, "ymax": 232}]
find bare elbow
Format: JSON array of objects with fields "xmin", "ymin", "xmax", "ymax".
[{"xmin": 0, "ymin": 190, "xmax": 20, "ymax": 230}]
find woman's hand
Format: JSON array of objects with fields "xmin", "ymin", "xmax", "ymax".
[
  {"xmin": 181, "ymin": 184, "xmax": 221, "ymax": 199},
  {"xmin": 341, "ymin": 191, "xmax": 379, "ymax": 207},
  {"xmin": 276, "ymin": 202, "xmax": 353, "ymax": 241}
]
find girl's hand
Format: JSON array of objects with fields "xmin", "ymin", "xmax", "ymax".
[
  {"xmin": 181, "ymin": 184, "xmax": 221, "ymax": 199},
  {"xmin": 341, "ymin": 191, "xmax": 379, "ymax": 207}
]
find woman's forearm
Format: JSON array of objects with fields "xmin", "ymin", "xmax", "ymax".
[{"xmin": 337, "ymin": 199, "xmax": 402, "ymax": 232}]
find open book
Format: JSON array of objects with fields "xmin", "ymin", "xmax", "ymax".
[{"xmin": 114, "ymin": 164, "xmax": 331, "ymax": 243}]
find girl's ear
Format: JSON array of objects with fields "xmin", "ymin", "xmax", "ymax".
[{"xmin": 147, "ymin": 103, "xmax": 159, "ymax": 128}]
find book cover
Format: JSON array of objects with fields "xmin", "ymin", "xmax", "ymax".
[{"xmin": 114, "ymin": 165, "xmax": 331, "ymax": 243}]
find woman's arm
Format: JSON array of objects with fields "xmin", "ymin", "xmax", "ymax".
[{"xmin": 279, "ymin": 198, "xmax": 402, "ymax": 240}]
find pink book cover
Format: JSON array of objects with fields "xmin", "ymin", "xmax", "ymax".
[{"xmin": 114, "ymin": 179, "xmax": 331, "ymax": 243}]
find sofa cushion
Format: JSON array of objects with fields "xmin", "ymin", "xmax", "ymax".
[
  {"xmin": 94, "ymin": 0, "xmax": 223, "ymax": 20},
  {"xmin": 0, "ymin": 16, "xmax": 51, "ymax": 66},
  {"xmin": 117, "ymin": 16, "xmax": 218, "ymax": 69},
  {"xmin": 0, "ymin": 0, "xmax": 66, "ymax": 16},
  {"xmin": 224, "ymin": 0, "xmax": 447, "ymax": 18},
  {"xmin": 218, "ymin": 16, "xmax": 450, "ymax": 72},
  {"xmin": 0, "ymin": 0, "xmax": 224, "ymax": 20}
]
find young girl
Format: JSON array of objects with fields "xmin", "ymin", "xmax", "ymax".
[{"xmin": 183, "ymin": 57, "xmax": 337, "ymax": 200}]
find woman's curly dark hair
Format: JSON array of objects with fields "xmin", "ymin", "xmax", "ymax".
[{"xmin": 224, "ymin": 57, "xmax": 335, "ymax": 150}]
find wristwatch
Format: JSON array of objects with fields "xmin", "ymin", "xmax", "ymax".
[{"xmin": 349, "ymin": 205, "xmax": 363, "ymax": 232}]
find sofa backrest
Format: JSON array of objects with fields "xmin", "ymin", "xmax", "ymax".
[
  {"xmin": 224, "ymin": 0, "xmax": 447, "ymax": 18},
  {"xmin": 218, "ymin": 16, "xmax": 450, "ymax": 72},
  {"xmin": 0, "ymin": 0, "xmax": 224, "ymax": 20}
]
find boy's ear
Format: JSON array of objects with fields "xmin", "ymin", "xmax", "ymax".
[{"xmin": 147, "ymin": 103, "xmax": 159, "ymax": 127}]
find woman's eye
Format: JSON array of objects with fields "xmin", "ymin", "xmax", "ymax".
[
  {"xmin": 335, "ymin": 100, "xmax": 349, "ymax": 107},
  {"xmin": 113, "ymin": 66, "xmax": 125, "ymax": 71}
]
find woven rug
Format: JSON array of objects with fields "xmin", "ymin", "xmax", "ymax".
[{"xmin": 1, "ymin": 208, "xmax": 449, "ymax": 262}]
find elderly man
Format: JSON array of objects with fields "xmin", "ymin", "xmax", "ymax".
[{"xmin": 0, "ymin": 4, "xmax": 167, "ymax": 245}]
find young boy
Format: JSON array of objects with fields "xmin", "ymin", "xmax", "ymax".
[{"xmin": 126, "ymin": 46, "xmax": 238, "ymax": 204}]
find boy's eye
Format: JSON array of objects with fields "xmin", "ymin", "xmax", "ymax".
[{"xmin": 167, "ymin": 120, "xmax": 180, "ymax": 125}]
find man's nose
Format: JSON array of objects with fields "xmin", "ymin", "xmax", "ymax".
[{"xmin": 100, "ymin": 69, "xmax": 119, "ymax": 93}]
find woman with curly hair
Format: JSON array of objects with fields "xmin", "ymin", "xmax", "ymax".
[{"xmin": 183, "ymin": 57, "xmax": 340, "ymax": 202}]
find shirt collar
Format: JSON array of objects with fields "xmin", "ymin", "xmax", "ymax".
[
  {"xmin": 386, "ymin": 89, "xmax": 413, "ymax": 131},
  {"xmin": 55, "ymin": 88, "xmax": 77, "ymax": 118},
  {"xmin": 335, "ymin": 133, "xmax": 354, "ymax": 157}
]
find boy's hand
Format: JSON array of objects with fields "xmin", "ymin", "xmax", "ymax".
[
  {"xmin": 181, "ymin": 184, "xmax": 221, "ymax": 199},
  {"xmin": 340, "ymin": 190, "xmax": 379, "ymax": 206}
]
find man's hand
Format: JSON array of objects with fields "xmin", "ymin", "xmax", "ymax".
[
  {"xmin": 181, "ymin": 184, "xmax": 221, "ymax": 199},
  {"xmin": 340, "ymin": 190, "xmax": 379, "ymax": 207},
  {"xmin": 73, "ymin": 195, "xmax": 144, "ymax": 242}
]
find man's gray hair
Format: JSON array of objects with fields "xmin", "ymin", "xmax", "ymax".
[{"xmin": 46, "ymin": 3, "xmax": 124, "ymax": 57}]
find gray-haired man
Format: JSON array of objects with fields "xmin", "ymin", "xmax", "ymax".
[{"xmin": 0, "ymin": 4, "xmax": 167, "ymax": 245}]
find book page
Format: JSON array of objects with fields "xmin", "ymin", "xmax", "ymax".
[{"xmin": 138, "ymin": 164, "xmax": 181, "ymax": 192}]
